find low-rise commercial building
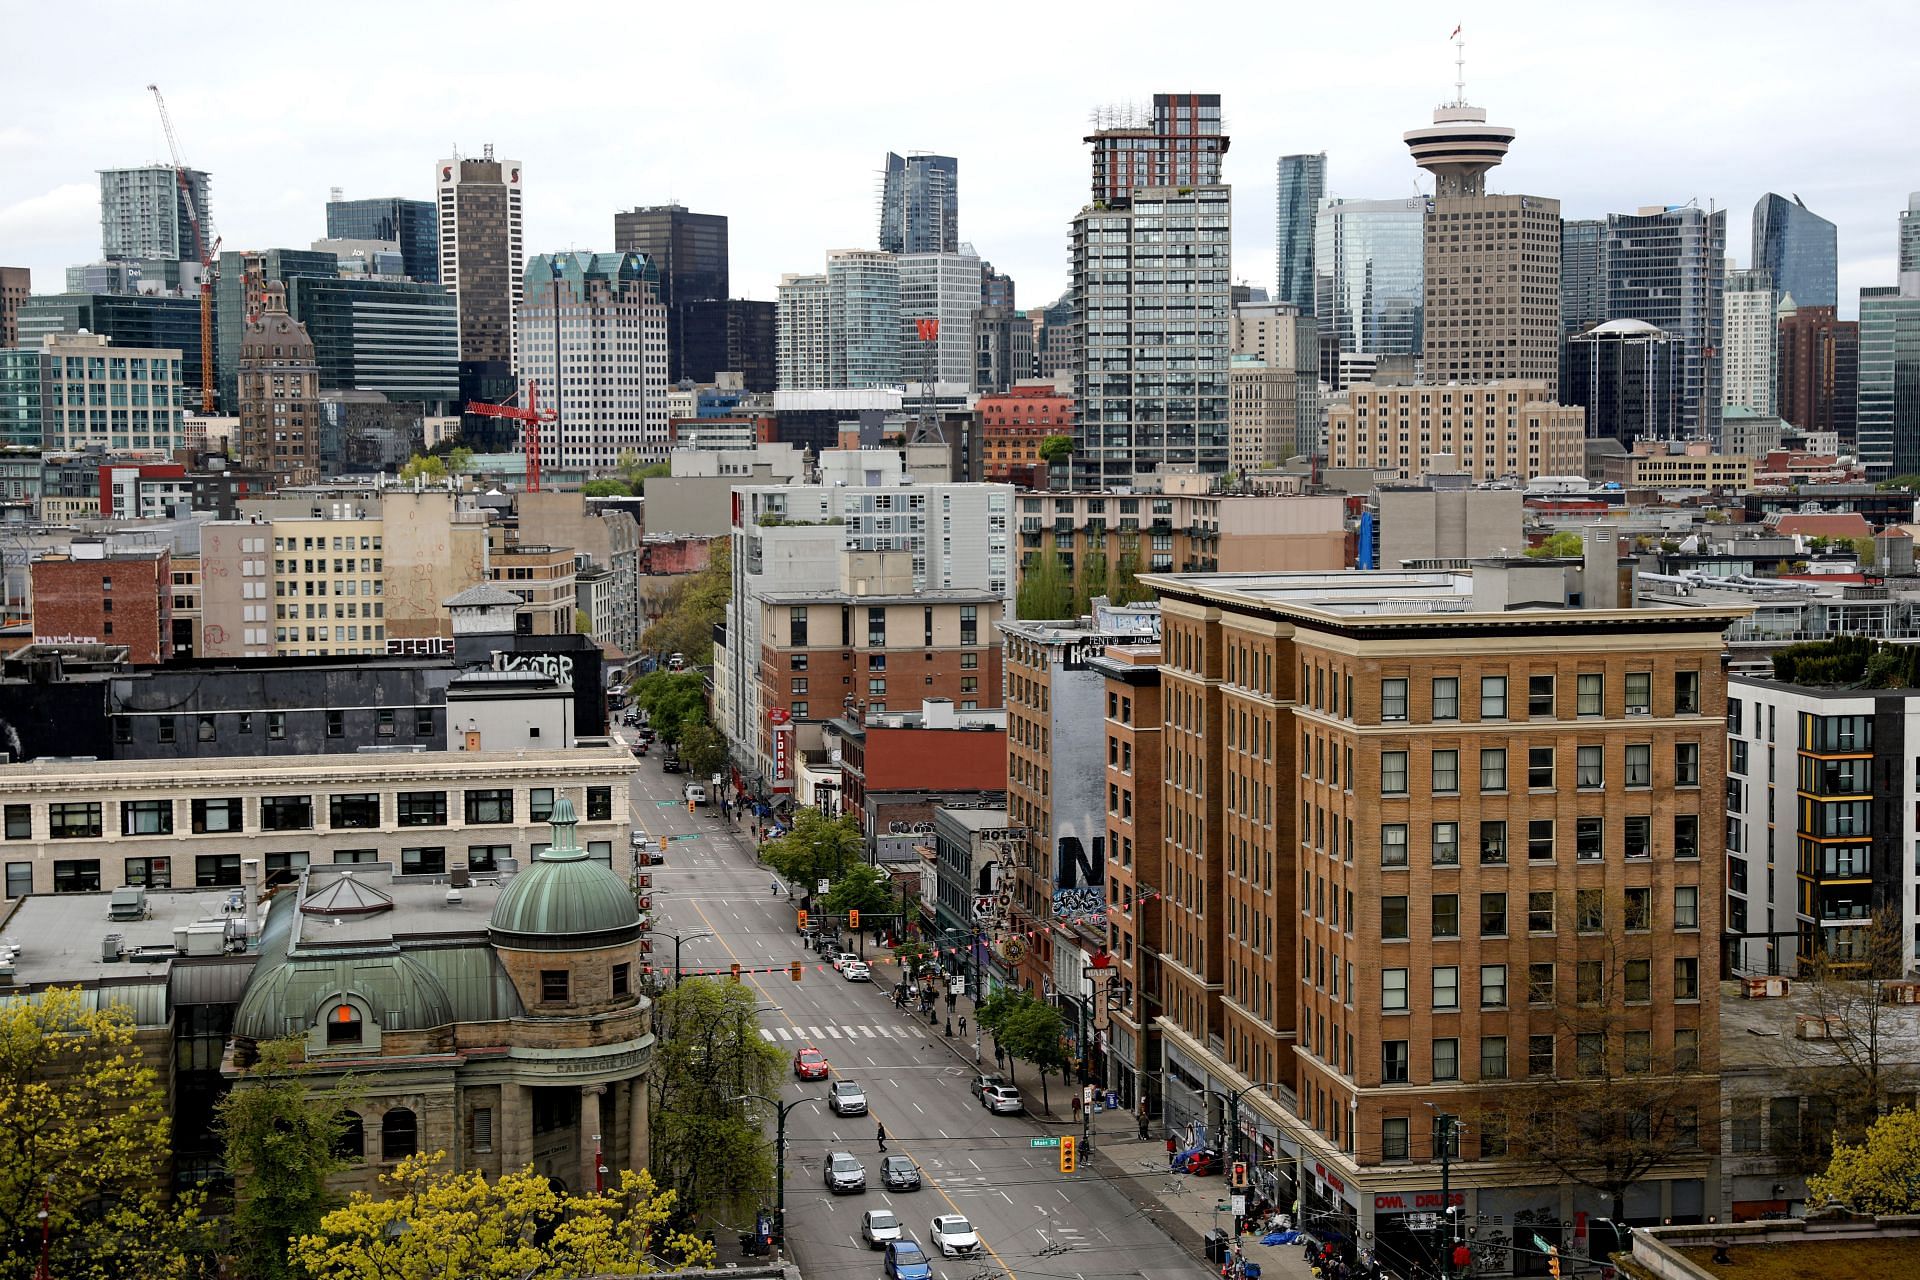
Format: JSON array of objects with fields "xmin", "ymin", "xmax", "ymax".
[
  {"xmin": 30, "ymin": 541, "xmax": 171, "ymax": 663},
  {"xmin": 1327, "ymin": 380, "xmax": 1586, "ymax": 482}
]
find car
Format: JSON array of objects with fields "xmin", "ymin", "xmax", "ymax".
[
  {"xmin": 831, "ymin": 951, "xmax": 859, "ymax": 972},
  {"xmin": 881, "ymin": 1239, "xmax": 933, "ymax": 1280},
  {"xmin": 824, "ymin": 1150, "xmax": 865, "ymax": 1194},
  {"xmin": 684, "ymin": 783, "xmax": 708, "ymax": 806},
  {"xmin": 981, "ymin": 1084, "xmax": 1023, "ymax": 1115},
  {"xmin": 636, "ymin": 726, "xmax": 656, "ymax": 744},
  {"xmin": 630, "ymin": 742, "xmax": 648, "ymax": 758},
  {"xmin": 661, "ymin": 753, "xmax": 683, "ymax": 773},
  {"xmin": 969, "ymin": 1072, "xmax": 1006, "ymax": 1102},
  {"xmin": 860, "ymin": 1208, "xmax": 902, "ymax": 1249},
  {"xmin": 841, "ymin": 960, "xmax": 871, "ymax": 981},
  {"xmin": 929, "ymin": 1214, "xmax": 981, "ymax": 1258},
  {"xmin": 793, "ymin": 1046, "xmax": 828, "ymax": 1080},
  {"xmin": 881, "ymin": 1155, "xmax": 922, "ymax": 1191},
  {"xmin": 828, "ymin": 1079, "xmax": 868, "ymax": 1115}
]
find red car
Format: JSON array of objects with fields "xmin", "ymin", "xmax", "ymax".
[{"xmin": 794, "ymin": 1046, "xmax": 828, "ymax": 1080}]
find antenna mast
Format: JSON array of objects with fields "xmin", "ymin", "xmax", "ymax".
[{"xmin": 1453, "ymin": 26, "xmax": 1466, "ymax": 105}]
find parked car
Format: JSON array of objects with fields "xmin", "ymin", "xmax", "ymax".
[
  {"xmin": 981, "ymin": 1085, "xmax": 1024, "ymax": 1115},
  {"xmin": 824, "ymin": 1150, "xmax": 865, "ymax": 1194},
  {"xmin": 929, "ymin": 1214, "xmax": 981, "ymax": 1258},
  {"xmin": 860, "ymin": 1208, "xmax": 902, "ymax": 1249},
  {"xmin": 841, "ymin": 960, "xmax": 871, "ymax": 981},
  {"xmin": 684, "ymin": 783, "xmax": 708, "ymax": 806},
  {"xmin": 881, "ymin": 1240, "xmax": 933, "ymax": 1280},
  {"xmin": 828, "ymin": 1079, "xmax": 868, "ymax": 1115},
  {"xmin": 793, "ymin": 1046, "xmax": 828, "ymax": 1080},
  {"xmin": 832, "ymin": 952, "xmax": 859, "ymax": 972},
  {"xmin": 881, "ymin": 1155, "xmax": 922, "ymax": 1191},
  {"xmin": 969, "ymin": 1072, "xmax": 1006, "ymax": 1102},
  {"xmin": 661, "ymin": 751, "xmax": 683, "ymax": 773}
]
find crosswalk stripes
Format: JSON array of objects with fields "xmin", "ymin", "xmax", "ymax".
[
  {"xmin": 824, "ymin": 1025, "xmax": 843, "ymax": 1038},
  {"xmin": 759, "ymin": 1029, "xmax": 775, "ymax": 1042},
  {"xmin": 761, "ymin": 1023, "xmax": 933, "ymax": 1043}
]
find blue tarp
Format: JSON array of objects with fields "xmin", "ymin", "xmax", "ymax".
[{"xmin": 1261, "ymin": 1231, "xmax": 1300, "ymax": 1246}]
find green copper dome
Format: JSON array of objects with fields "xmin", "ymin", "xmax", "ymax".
[{"xmin": 488, "ymin": 794, "xmax": 641, "ymax": 950}]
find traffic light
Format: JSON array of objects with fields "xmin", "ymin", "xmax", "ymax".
[
  {"xmin": 729, "ymin": 962, "xmax": 741, "ymax": 983},
  {"xmin": 848, "ymin": 909, "xmax": 860, "ymax": 929},
  {"xmin": 790, "ymin": 960, "xmax": 804, "ymax": 982},
  {"xmin": 1230, "ymin": 1160, "xmax": 1248, "ymax": 1189},
  {"xmin": 1547, "ymin": 1246, "xmax": 1560, "ymax": 1279},
  {"xmin": 1058, "ymin": 1135, "xmax": 1076, "ymax": 1174},
  {"xmin": 797, "ymin": 908, "xmax": 809, "ymax": 931},
  {"xmin": 688, "ymin": 798, "xmax": 697, "ymax": 815},
  {"xmin": 658, "ymin": 834, "xmax": 668, "ymax": 854}
]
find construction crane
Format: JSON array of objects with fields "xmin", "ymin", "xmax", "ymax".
[
  {"xmin": 147, "ymin": 84, "xmax": 217, "ymax": 414},
  {"xmin": 466, "ymin": 381, "xmax": 557, "ymax": 492}
]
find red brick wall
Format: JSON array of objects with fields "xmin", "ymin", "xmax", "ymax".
[
  {"xmin": 861, "ymin": 725, "xmax": 1006, "ymax": 792},
  {"xmin": 32, "ymin": 554, "xmax": 171, "ymax": 664}
]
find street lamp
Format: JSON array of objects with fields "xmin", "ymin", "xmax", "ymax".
[
  {"xmin": 34, "ymin": 1191, "xmax": 50, "ymax": 1280},
  {"xmin": 646, "ymin": 929, "xmax": 713, "ymax": 988},
  {"xmin": 731, "ymin": 1092, "xmax": 819, "ymax": 1257},
  {"xmin": 1217, "ymin": 1078, "xmax": 1287, "ymax": 1271}
]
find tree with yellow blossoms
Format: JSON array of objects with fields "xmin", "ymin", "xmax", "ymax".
[
  {"xmin": 288, "ymin": 1152, "xmax": 716, "ymax": 1278},
  {"xmin": 1807, "ymin": 1106, "xmax": 1920, "ymax": 1214}
]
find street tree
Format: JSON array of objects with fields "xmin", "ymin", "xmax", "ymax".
[
  {"xmin": 649, "ymin": 978, "xmax": 783, "ymax": 1221},
  {"xmin": 218, "ymin": 1038, "xmax": 348, "ymax": 1280},
  {"xmin": 0, "ymin": 987, "xmax": 218, "ymax": 1280},
  {"xmin": 821, "ymin": 862, "xmax": 895, "ymax": 919},
  {"xmin": 1807, "ymin": 1107, "xmax": 1920, "ymax": 1213},
  {"xmin": 1000, "ymin": 999, "xmax": 1068, "ymax": 1115},
  {"xmin": 640, "ymin": 539, "xmax": 730, "ymax": 664},
  {"xmin": 892, "ymin": 941, "xmax": 934, "ymax": 982},
  {"xmin": 1037, "ymin": 434, "xmax": 1073, "ymax": 465},
  {"xmin": 288, "ymin": 1152, "xmax": 715, "ymax": 1279},
  {"xmin": 1474, "ymin": 943, "xmax": 1713, "ymax": 1220},
  {"xmin": 1017, "ymin": 544, "xmax": 1074, "ymax": 619},
  {"xmin": 1525, "ymin": 530, "xmax": 1586, "ymax": 558},
  {"xmin": 676, "ymin": 718, "xmax": 727, "ymax": 778},
  {"xmin": 760, "ymin": 809, "xmax": 864, "ymax": 891},
  {"xmin": 627, "ymin": 670, "xmax": 707, "ymax": 744}
]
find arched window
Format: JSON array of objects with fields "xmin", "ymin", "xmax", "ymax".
[
  {"xmin": 382, "ymin": 1108, "xmax": 418, "ymax": 1159},
  {"xmin": 336, "ymin": 1110, "xmax": 364, "ymax": 1160},
  {"xmin": 325, "ymin": 1003, "xmax": 362, "ymax": 1045}
]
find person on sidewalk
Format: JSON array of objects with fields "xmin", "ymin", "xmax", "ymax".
[{"xmin": 1137, "ymin": 1103, "xmax": 1150, "ymax": 1141}]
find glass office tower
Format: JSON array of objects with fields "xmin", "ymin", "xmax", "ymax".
[
  {"xmin": 1275, "ymin": 153, "xmax": 1326, "ymax": 313},
  {"xmin": 1313, "ymin": 197, "xmax": 1425, "ymax": 387},
  {"xmin": 880, "ymin": 153, "xmax": 959, "ymax": 256},
  {"xmin": 1752, "ymin": 193, "xmax": 1837, "ymax": 311},
  {"xmin": 325, "ymin": 196, "xmax": 438, "ymax": 284}
]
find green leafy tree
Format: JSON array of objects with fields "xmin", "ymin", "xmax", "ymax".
[
  {"xmin": 218, "ymin": 1038, "xmax": 347, "ymax": 1280},
  {"xmin": 676, "ymin": 718, "xmax": 727, "ymax": 778},
  {"xmin": 998, "ymin": 997, "xmax": 1068, "ymax": 1114},
  {"xmin": 397, "ymin": 453, "xmax": 446, "ymax": 483},
  {"xmin": 447, "ymin": 445, "xmax": 475, "ymax": 476},
  {"xmin": 640, "ymin": 539, "xmax": 731, "ymax": 665},
  {"xmin": 649, "ymin": 979, "xmax": 783, "ymax": 1221},
  {"xmin": 1017, "ymin": 544, "xmax": 1074, "ymax": 619},
  {"xmin": 0, "ymin": 987, "xmax": 219, "ymax": 1280},
  {"xmin": 288, "ymin": 1152, "xmax": 714, "ymax": 1278},
  {"xmin": 627, "ymin": 670, "xmax": 708, "ymax": 744},
  {"xmin": 1037, "ymin": 434, "xmax": 1073, "ymax": 465},
  {"xmin": 1079, "ymin": 542, "xmax": 1110, "ymax": 608},
  {"xmin": 760, "ymin": 809, "xmax": 865, "ymax": 891},
  {"xmin": 575, "ymin": 608, "xmax": 595, "ymax": 635},
  {"xmin": 820, "ymin": 862, "xmax": 895, "ymax": 919},
  {"xmin": 1526, "ymin": 530, "xmax": 1586, "ymax": 559},
  {"xmin": 582, "ymin": 478, "xmax": 631, "ymax": 497},
  {"xmin": 891, "ymin": 941, "xmax": 934, "ymax": 982}
]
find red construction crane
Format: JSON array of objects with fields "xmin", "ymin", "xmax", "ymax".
[
  {"xmin": 147, "ymin": 84, "xmax": 217, "ymax": 414},
  {"xmin": 465, "ymin": 380, "xmax": 557, "ymax": 492}
]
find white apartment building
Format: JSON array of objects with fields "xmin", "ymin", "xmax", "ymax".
[
  {"xmin": 1723, "ymin": 264, "xmax": 1779, "ymax": 416},
  {"xmin": 776, "ymin": 272, "xmax": 830, "ymax": 390},
  {"xmin": 34, "ymin": 332, "xmax": 186, "ymax": 455},
  {"xmin": 898, "ymin": 250, "xmax": 982, "ymax": 391},
  {"xmin": 515, "ymin": 251, "xmax": 670, "ymax": 466}
]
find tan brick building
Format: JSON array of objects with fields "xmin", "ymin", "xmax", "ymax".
[
  {"xmin": 1141, "ymin": 567, "xmax": 1746, "ymax": 1261},
  {"xmin": 1326, "ymin": 381, "xmax": 1585, "ymax": 482},
  {"xmin": 235, "ymin": 283, "xmax": 321, "ymax": 485}
]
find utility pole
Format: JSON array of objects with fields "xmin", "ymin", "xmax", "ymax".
[
  {"xmin": 1438, "ymin": 1111, "xmax": 1457, "ymax": 1280},
  {"xmin": 733, "ymin": 1093, "xmax": 816, "ymax": 1258}
]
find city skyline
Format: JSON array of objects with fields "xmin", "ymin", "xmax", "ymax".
[{"xmin": 0, "ymin": 4, "xmax": 1916, "ymax": 322}]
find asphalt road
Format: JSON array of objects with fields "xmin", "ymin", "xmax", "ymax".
[{"xmin": 620, "ymin": 732, "xmax": 1204, "ymax": 1280}]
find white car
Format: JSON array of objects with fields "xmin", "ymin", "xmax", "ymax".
[
  {"xmin": 832, "ymin": 951, "xmax": 859, "ymax": 972},
  {"xmin": 929, "ymin": 1213, "xmax": 981, "ymax": 1258},
  {"xmin": 842, "ymin": 960, "xmax": 871, "ymax": 981},
  {"xmin": 684, "ymin": 783, "xmax": 708, "ymax": 806},
  {"xmin": 861, "ymin": 1209, "xmax": 903, "ymax": 1249},
  {"xmin": 828, "ymin": 1079, "xmax": 868, "ymax": 1115}
]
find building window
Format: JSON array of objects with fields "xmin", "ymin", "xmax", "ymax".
[
  {"xmin": 1381, "ymin": 751, "xmax": 1408, "ymax": 794},
  {"xmin": 325, "ymin": 1003, "xmax": 362, "ymax": 1046},
  {"xmin": 1625, "ymin": 671, "xmax": 1651, "ymax": 714},
  {"xmin": 1577, "ymin": 673, "xmax": 1602, "ymax": 716},
  {"xmin": 1528, "ymin": 963, "xmax": 1556, "ymax": 1006},
  {"xmin": 587, "ymin": 787, "xmax": 613, "ymax": 821},
  {"xmin": 1527, "ymin": 890, "xmax": 1555, "ymax": 934},
  {"xmin": 52, "ymin": 859, "xmax": 101, "ymax": 893},
  {"xmin": 269, "ymin": 711, "xmax": 286, "ymax": 740},
  {"xmin": 1432, "ymin": 966, "xmax": 1458, "ymax": 1010},
  {"xmin": 326, "ymin": 709, "xmax": 345, "ymax": 737},
  {"xmin": 1675, "ymin": 886, "xmax": 1699, "ymax": 930},
  {"xmin": 1625, "ymin": 743, "xmax": 1651, "ymax": 788},
  {"xmin": 4, "ymin": 862, "xmax": 29, "ymax": 898},
  {"xmin": 261, "ymin": 795, "xmax": 313, "ymax": 831},
  {"xmin": 1480, "ymin": 676, "xmax": 1507, "ymax": 719},
  {"xmin": 1480, "ymin": 964, "xmax": 1507, "ymax": 1008},
  {"xmin": 1577, "ymin": 1034, "xmax": 1606, "ymax": 1077},
  {"xmin": 1480, "ymin": 749, "xmax": 1506, "ymax": 792},
  {"xmin": 397, "ymin": 792, "xmax": 448, "ymax": 827},
  {"xmin": 1431, "ymin": 677, "xmax": 1458, "ymax": 721},
  {"xmin": 1480, "ymin": 1036, "xmax": 1508, "ymax": 1080},
  {"xmin": 376, "ymin": 709, "xmax": 396, "ymax": 737},
  {"xmin": 1432, "ymin": 822, "xmax": 1458, "ymax": 866},
  {"xmin": 1528, "ymin": 1034, "xmax": 1555, "ymax": 1077},
  {"xmin": 1624, "ymin": 815, "xmax": 1652, "ymax": 859},
  {"xmin": 197, "ymin": 715, "xmax": 216, "ymax": 743},
  {"xmin": 401, "ymin": 847, "xmax": 446, "ymax": 876},
  {"xmin": 334, "ymin": 849, "xmax": 377, "ymax": 864},
  {"xmin": 157, "ymin": 717, "xmax": 176, "ymax": 744},
  {"xmin": 1380, "ymin": 679, "xmax": 1408, "ymax": 721},
  {"xmin": 612, "ymin": 963, "xmax": 630, "ymax": 997},
  {"xmin": 1576, "ymin": 816, "xmax": 1604, "ymax": 860},
  {"xmin": 1526, "ymin": 819, "xmax": 1555, "ymax": 862},
  {"xmin": 1576, "ymin": 745, "xmax": 1603, "ymax": 788},
  {"xmin": 124, "ymin": 856, "xmax": 172, "ymax": 888},
  {"xmin": 1381, "ymin": 896, "xmax": 1409, "ymax": 940},
  {"xmin": 1479, "ymin": 821, "xmax": 1507, "ymax": 865},
  {"xmin": 191, "ymin": 797, "xmax": 243, "ymax": 834},
  {"xmin": 1674, "ymin": 670, "xmax": 1700, "ymax": 715},
  {"xmin": 196, "ymin": 854, "xmax": 241, "ymax": 887},
  {"xmin": 1527, "ymin": 747, "xmax": 1554, "ymax": 789},
  {"xmin": 867, "ymin": 606, "xmax": 887, "ymax": 647},
  {"xmin": 1675, "ymin": 742, "xmax": 1699, "ymax": 787},
  {"xmin": 416, "ymin": 709, "xmax": 435, "ymax": 736},
  {"xmin": 3, "ymin": 805, "xmax": 28, "ymax": 840},
  {"xmin": 265, "ymin": 851, "xmax": 308, "ymax": 880},
  {"xmin": 789, "ymin": 606, "xmax": 808, "ymax": 646},
  {"xmin": 1577, "ymin": 887, "xmax": 1605, "ymax": 933},
  {"xmin": 381, "ymin": 1109, "xmax": 418, "ymax": 1160},
  {"xmin": 541, "ymin": 970, "xmax": 570, "ymax": 1003},
  {"xmin": 1431, "ymin": 749, "xmax": 1458, "ymax": 793},
  {"xmin": 1380, "ymin": 825, "xmax": 1408, "ymax": 868},
  {"xmin": 465, "ymin": 789, "xmax": 513, "ymax": 824},
  {"xmin": 49, "ymin": 802, "xmax": 103, "ymax": 839},
  {"xmin": 329, "ymin": 793, "xmax": 381, "ymax": 830},
  {"xmin": 1674, "ymin": 957, "xmax": 1700, "ymax": 1001},
  {"xmin": 1382, "ymin": 1118, "xmax": 1410, "ymax": 1161},
  {"xmin": 336, "ymin": 1111, "xmax": 365, "ymax": 1160},
  {"xmin": 529, "ymin": 789, "xmax": 556, "ymax": 823},
  {"xmin": 1527, "ymin": 674, "xmax": 1555, "ymax": 717},
  {"xmin": 1480, "ymin": 892, "xmax": 1507, "ymax": 937},
  {"xmin": 1674, "ymin": 1028, "xmax": 1699, "ymax": 1071},
  {"xmin": 1381, "ymin": 968, "xmax": 1408, "ymax": 1012},
  {"xmin": 120, "ymin": 799, "xmax": 174, "ymax": 836},
  {"xmin": 467, "ymin": 845, "xmax": 508, "ymax": 873},
  {"xmin": 1432, "ymin": 894, "xmax": 1459, "ymax": 938},
  {"xmin": 1381, "ymin": 1041, "xmax": 1409, "ymax": 1083},
  {"xmin": 471, "ymin": 1107, "xmax": 494, "ymax": 1154}
]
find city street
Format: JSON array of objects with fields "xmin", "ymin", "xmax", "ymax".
[{"xmin": 619, "ymin": 732, "xmax": 1206, "ymax": 1280}]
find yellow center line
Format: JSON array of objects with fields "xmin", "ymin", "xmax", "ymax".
[{"xmin": 683, "ymin": 897, "xmax": 1019, "ymax": 1279}]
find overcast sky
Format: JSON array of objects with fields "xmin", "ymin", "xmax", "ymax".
[{"xmin": 2, "ymin": 0, "xmax": 1915, "ymax": 318}]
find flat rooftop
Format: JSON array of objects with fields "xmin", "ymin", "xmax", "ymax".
[
  {"xmin": 287, "ymin": 862, "xmax": 504, "ymax": 950},
  {"xmin": 2, "ymin": 887, "xmax": 244, "ymax": 986},
  {"xmin": 1718, "ymin": 979, "xmax": 1920, "ymax": 1072},
  {"xmin": 757, "ymin": 588, "xmax": 1001, "ymax": 606},
  {"xmin": 0, "ymin": 744, "xmax": 631, "ymax": 786}
]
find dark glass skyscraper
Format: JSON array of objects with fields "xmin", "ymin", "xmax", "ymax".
[
  {"xmin": 879, "ymin": 153, "xmax": 959, "ymax": 255},
  {"xmin": 1313, "ymin": 198, "xmax": 1424, "ymax": 386},
  {"xmin": 1275, "ymin": 153, "xmax": 1326, "ymax": 312},
  {"xmin": 282, "ymin": 277, "xmax": 458, "ymax": 406},
  {"xmin": 612, "ymin": 204, "xmax": 730, "ymax": 383},
  {"xmin": 17, "ymin": 293, "xmax": 206, "ymax": 409},
  {"xmin": 1601, "ymin": 206, "xmax": 1726, "ymax": 439},
  {"xmin": 1752, "ymin": 193, "xmax": 1837, "ymax": 310},
  {"xmin": 325, "ymin": 196, "xmax": 439, "ymax": 284}
]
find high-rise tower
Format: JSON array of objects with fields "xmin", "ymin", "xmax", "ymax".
[
  {"xmin": 437, "ymin": 147, "xmax": 524, "ymax": 446},
  {"xmin": 1085, "ymin": 94, "xmax": 1227, "ymax": 206},
  {"xmin": 1408, "ymin": 35, "xmax": 1559, "ymax": 393},
  {"xmin": 1275, "ymin": 153, "xmax": 1326, "ymax": 313},
  {"xmin": 880, "ymin": 154, "xmax": 959, "ymax": 256}
]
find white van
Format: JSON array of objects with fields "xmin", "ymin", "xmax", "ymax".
[{"xmin": 684, "ymin": 783, "xmax": 708, "ymax": 806}]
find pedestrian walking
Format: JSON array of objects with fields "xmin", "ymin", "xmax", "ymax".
[
  {"xmin": 1137, "ymin": 1103, "xmax": 1150, "ymax": 1141},
  {"xmin": 958, "ymin": 1014, "xmax": 967, "ymax": 1036},
  {"xmin": 876, "ymin": 1121, "xmax": 887, "ymax": 1152}
]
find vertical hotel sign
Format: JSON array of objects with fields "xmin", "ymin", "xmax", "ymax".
[{"xmin": 769, "ymin": 707, "xmax": 794, "ymax": 793}]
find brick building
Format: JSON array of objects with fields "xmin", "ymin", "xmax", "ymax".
[
  {"xmin": 1140, "ymin": 565, "xmax": 1746, "ymax": 1265},
  {"xmin": 235, "ymin": 283, "xmax": 321, "ymax": 485},
  {"xmin": 31, "ymin": 541, "xmax": 171, "ymax": 663},
  {"xmin": 976, "ymin": 384, "xmax": 1073, "ymax": 483},
  {"xmin": 1775, "ymin": 304, "xmax": 1859, "ymax": 450},
  {"xmin": 1326, "ymin": 381, "xmax": 1586, "ymax": 483}
]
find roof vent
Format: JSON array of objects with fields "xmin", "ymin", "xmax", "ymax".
[{"xmin": 102, "ymin": 933, "xmax": 124, "ymax": 963}]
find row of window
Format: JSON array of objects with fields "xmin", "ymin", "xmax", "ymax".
[
  {"xmin": 115, "ymin": 706, "xmax": 434, "ymax": 744},
  {"xmin": 1372, "ymin": 814, "xmax": 1700, "ymax": 866},
  {"xmin": 1375, "ymin": 956, "xmax": 1702, "ymax": 1014},
  {"xmin": 1369, "ymin": 742, "xmax": 1700, "ymax": 794},
  {"xmin": 1375, "ymin": 886, "xmax": 1701, "ymax": 941},
  {"xmin": 1375, "ymin": 1025, "xmax": 1701, "ymax": 1087},
  {"xmin": 6, "ymin": 787, "xmax": 615, "ymax": 840},
  {"xmin": 1373, "ymin": 671, "xmax": 1700, "ymax": 722}
]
